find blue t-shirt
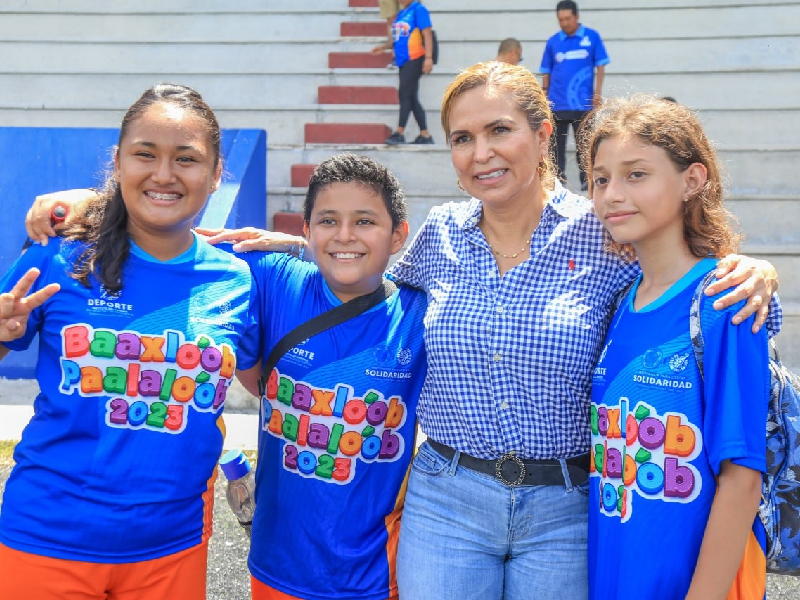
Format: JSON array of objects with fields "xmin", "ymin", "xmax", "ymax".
[
  {"xmin": 242, "ymin": 252, "xmax": 427, "ymax": 600},
  {"xmin": 588, "ymin": 259, "xmax": 768, "ymax": 599},
  {"xmin": 392, "ymin": 1, "xmax": 432, "ymax": 67},
  {"xmin": 0, "ymin": 235, "xmax": 259, "ymax": 562},
  {"xmin": 540, "ymin": 25, "xmax": 609, "ymax": 112}
]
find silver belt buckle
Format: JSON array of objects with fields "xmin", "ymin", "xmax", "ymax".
[{"xmin": 495, "ymin": 452, "xmax": 526, "ymax": 486}]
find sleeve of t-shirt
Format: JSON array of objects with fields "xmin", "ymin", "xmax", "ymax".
[
  {"xmin": 414, "ymin": 3, "xmax": 432, "ymax": 30},
  {"xmin": 764, "ymin": 293, "xmax": 783, "ymax": 340},
  {"xmin": 539, "ymin": 38, "xmax": 554, "ymax": 73},
  {"xmin": 238, "ymin": 251, "xmax": 314, "ymax": 348},
  {"xmin": 700, "ymin": 293, "xmax": 769, "ymax": 476},
  {"xmin": 386, "ymin": 207, "xmax": 441, "ymax": 291},
  {"xmin": 593, "ymin": 31, "xmax": 610, "ymax": 67},
  {"xmin": 611, "ymin": 258, "xmax": 641, "ymax": 294},
  {"xmin": 238, "ymin": 250, "xmax": 281, "ymax": 341},
  {"xmin": 234, "ymin": 273, "xmax": 262, "ymax": 371},
  {"xmin": 0, "ymin": 242, "xmax": 58, "ymax": 353}
]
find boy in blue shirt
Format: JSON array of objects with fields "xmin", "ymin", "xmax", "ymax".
[{"xmin": 234, "ymin": 153, "xmax": 427, "ymax": 600}]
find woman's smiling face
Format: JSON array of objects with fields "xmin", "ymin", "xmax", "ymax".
[
  {"xmin": 115, "ymin": 101, "xmax": 220, "ymax": 241},
  {"xmin": 447, "ymin": 85, "xmax": 550, "ymax": 208}
]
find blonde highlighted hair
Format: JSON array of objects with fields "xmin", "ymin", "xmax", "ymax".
[
  {"xmin": 440, "ymin": 61, "xmax": 557, "ymax": 191},
  {"xmin": 581, "ymin": 94, "xmax": 741, "ymax": 260}
]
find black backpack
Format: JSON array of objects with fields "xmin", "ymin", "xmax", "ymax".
[
  {"xmin": 426, "ymin": 29, "xmax": 439, "ymax": 65},
  {"xmin": 409, "ymin": 1, "xmax": 438, "ymax": 65}
]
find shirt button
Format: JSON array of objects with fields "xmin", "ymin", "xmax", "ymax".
[
  {"xmin": 500, "ymin": 402, "xmax": 509, "ymax": 409},
  {"xmin": 493, "ymin": 353, "xmax": 502, "ymax": 362},
  {"xmin": 496, "ymin": 306, "xmax": 504, "ymax": 314}
]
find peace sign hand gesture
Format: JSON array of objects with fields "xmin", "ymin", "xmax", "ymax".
[{"xmin": 0, "ymin": 268, "xmax": 60, "ymax": 343}]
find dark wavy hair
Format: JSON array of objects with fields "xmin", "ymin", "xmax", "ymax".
[
  {"xmin": 581, "ymin": 94, "xmax": 741, "ymax": 261},
  {"xmin": 304, "ymin": 153, "xmax": 407, "ymax": 229},
  {"xmin": 62, "ymin": 83, "xmax": 221, "ymax": 294}
]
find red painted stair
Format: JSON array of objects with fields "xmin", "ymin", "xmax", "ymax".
[
  {"xmin": 318, "ymin": 86, "xmax": 398, "ymax": 105},
  {"xmin": 285, "ymin": 0, "xmax": 398, "ymax": 222},
  {"xmin": 291, "ymin": 164, "xmax": 317, "ymax": 188},
  {"xmin": 305, "ymin": 123, "xmax": 391, "ymax": 144},
  {"xmin": 341, "ymin": 22, "xmax": 387, "ymax": 37},
  {"xmin": 329, "ymin": 51, "xmax": 392, "ymax": 69}
]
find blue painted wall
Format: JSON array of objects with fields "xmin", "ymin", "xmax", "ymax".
[{"xmin": 0, "ymin": 126, "xmax": 267, "ymax": 379}]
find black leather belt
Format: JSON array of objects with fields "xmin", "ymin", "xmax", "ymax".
[{"xmin": 427, "ymin": 439, "xmax": 590, "ymax": 487}]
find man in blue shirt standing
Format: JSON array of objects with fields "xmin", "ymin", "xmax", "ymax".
[{"xmin": 540, "ymin": 1, "xmax": 609, "ymax": 191}]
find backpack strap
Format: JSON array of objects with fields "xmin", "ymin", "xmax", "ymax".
[
  {"xmin": 689, "ymin": 270, "xmax": 722, "ymax": 380},
  {"xmin": 258, "ymin": 279, "xmax": 397, "ymax": 397},
  {"xmin": 612, "ymin": 279, "xmax": 636, "ymax": 314}
]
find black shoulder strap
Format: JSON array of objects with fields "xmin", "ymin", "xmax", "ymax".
[
  {"xmin": 612, "ymin": 279, "xmax": 635, "ymax": 313},
  {"xmin": 258, "ymin": 279, "xmax": 398, "ymax": 396},
  {"xmin": 689, "ymin": 271, "xmax": 719, "ymax": 381}
]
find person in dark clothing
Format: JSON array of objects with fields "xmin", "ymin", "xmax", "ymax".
[
  {"xmin": 373, "ymin": 1, "xmax": 435, "ymax": 145},
  {"xmin": 540, "ymin": 1, "xmax": 609, "ymax": 190}
]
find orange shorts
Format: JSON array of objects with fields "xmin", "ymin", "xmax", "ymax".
[
  {"xmin": 0, "ymin": 540, "xmax": 208, "ymax": 600},
  {"xmin": 251, "ymin": 575, "xmax": 397, "ymax": 600}
]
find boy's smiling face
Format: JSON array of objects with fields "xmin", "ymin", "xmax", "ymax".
[{"xmin": 304, "ymin": 182, "xmax": 408, "ymax": 303}]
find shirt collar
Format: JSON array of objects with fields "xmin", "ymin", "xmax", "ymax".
[
  {"xmin": 398, "ymin": 1, "xmax": 418, "ymax": 17},
  {"xmin": 129, "ymin": 231, "xmax": 199, "ymax": 264},
  {"xmin": 558, "ymin": 24, "xmax": 586, "ymax": 41},
  {"xmin": 459, "ymin": 182, "xmax": 588, "ymax": 230},
  {"xmin": 458, "ymin": 198, "xmax": 483, "ymax": 231},
  {"xmin": 547, "ymin": 180, "xmax": 590, "ymax": 219}
]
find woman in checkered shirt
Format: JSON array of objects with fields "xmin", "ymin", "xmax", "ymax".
[{"xmin": 389, "ymin": 61, "xmax": 780, "ymax": 600}]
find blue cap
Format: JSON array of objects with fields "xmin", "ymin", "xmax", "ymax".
[{"xmin": 220, "ymin": 449, "xmax": 251, "ymax": 481}]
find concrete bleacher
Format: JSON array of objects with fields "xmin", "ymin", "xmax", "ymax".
[{"xmin": 0, "ymin": 0, "xmax": 798, "ymax": 368}]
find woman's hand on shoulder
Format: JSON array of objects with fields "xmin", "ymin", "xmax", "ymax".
[
  {"xmin": 705, "ymin": 253, "xmax": 779, "ymax": 332},
  {"xmin": 25, "ymin": 188, "xmax": 97, "ymax": 245},
  {"xmin": 0, "ymin": 268, "xmax": 60, "ymax": 342}
]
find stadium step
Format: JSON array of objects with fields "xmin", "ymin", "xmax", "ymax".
[
  {"xmin": 341, "ymin": 22, "xmax": 387, "ymax": 37},
  {"xmin": 318, "ymin": 86, "xmax": 398, "ymax": 105},
  {"xmin": 290, "ymin": 164, "xmax": 318, "ymax": 188},
  {"xmin": 286, "ymin": 0, "xmax": 396, "ymax": 235},
  {"xmin": 329, "ymin": 51, "xmax": 392, "ymax": 69}
]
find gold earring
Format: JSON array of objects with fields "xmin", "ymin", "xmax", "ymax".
[{"xmin": 457, "ymin": 180, "xmax": 466, "ymax": 192}]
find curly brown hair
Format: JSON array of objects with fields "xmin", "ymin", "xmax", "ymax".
[
  {"xmin": 440, "ymin": 61, "xmax": 557, "ymax": 192},
  {"xmin": 581, "ymin": 94, "xmax": 741, "ymax": 261}
]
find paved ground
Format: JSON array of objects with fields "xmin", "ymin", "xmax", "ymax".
[
  {"xmin": 1, "ymin": 460, "xmax": 798, "ymax": 599},
  {"xmin": 1, "ymin": 377, "xmax": 799, "ymax": 598},
  {"xmin": 206, "ymin": 471, "xmax": 252, "ymax": 599}
]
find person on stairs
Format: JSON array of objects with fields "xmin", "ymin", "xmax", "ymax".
[{"xmin": 372, "ymin": 0, "xmax": 435, "ymax": 145}]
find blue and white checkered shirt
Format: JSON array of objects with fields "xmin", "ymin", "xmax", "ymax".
[{"xmin": 389, "ymin": 185, "xmax": 782, "ymax": 460}]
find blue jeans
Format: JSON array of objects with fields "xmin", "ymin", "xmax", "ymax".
[{"xmin": 397, "ymin": 441, "xmax": 589, "ymax": 600}]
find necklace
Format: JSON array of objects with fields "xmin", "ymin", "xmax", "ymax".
[{"xmin": 487, "ymin": 237, "xmax": 531, "ymax": 259}]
